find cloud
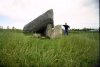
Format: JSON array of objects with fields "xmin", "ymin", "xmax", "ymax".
[
  {"xmin": 83, "ymin": 0, "xmax": 99, "ymax": 14},
  {"xmin": 0, "ymin": 0, "xmax": 99, "ymax": 29}
]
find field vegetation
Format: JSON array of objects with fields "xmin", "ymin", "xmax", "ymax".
[{"xmin": 0, "ymin": 29, "xmax": 99, "ymax": 67}]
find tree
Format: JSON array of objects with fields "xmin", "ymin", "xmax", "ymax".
[
  {"xmin": 12, "ymin": 26, "xmax": 15, "ymax": 30},
  {"xmin": 7, "ymin": 26, "xmax": 9, "ymax": 29}
]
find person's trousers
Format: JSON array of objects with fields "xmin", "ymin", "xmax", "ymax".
[{"xmin": 64, "ymin": 30, "xmax": 68, "ymax": 35}]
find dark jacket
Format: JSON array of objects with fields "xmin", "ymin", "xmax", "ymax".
[{"xmin": 63, "ymin": 25, "xmax": 70, "ymax": 30}]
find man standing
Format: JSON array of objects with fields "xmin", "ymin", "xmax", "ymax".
[{"xmin": 63, "ymin": 23, "xmax": 70, "ymax": 35}]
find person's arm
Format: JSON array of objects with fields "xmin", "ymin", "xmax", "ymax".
[
  {"xmin": 69, "ymin": 26, "xmax": 70, "ymax": 28},
  {"xmin": 62, "ymin": 25, "xmax": 65, "ymax": 26},
  {"xmin": 68, "ymin": 26, "xmax": 70, "ymax": 30}
]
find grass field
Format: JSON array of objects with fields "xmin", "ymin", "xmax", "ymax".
[{"xmin": 0, "ymin": 29, "xmax": 99, "ymax": 67}]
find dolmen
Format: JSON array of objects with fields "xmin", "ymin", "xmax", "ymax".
[{"xmin": 23, "ymin": 9, "xmax": 63, "ymax": 38}]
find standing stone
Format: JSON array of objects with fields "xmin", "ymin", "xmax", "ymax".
[
  {"xmin": 23, "ymin": 9, "xmax": 54, "ymax": 35},
  {"xmin": 46, "ymin": 24, "xmax": 53, "ymax": 38},
  {"xmin": 46, "ymin": 25, "xmax": 63, "ymax": 39},
  {"xmin": 51, "ymin": 25, "xmax": 63, "ymax": 38}
]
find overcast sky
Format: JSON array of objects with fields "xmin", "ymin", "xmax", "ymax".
[{"xmin": 0, "ymin": 0, "xmax": 99, "ymax": 29}]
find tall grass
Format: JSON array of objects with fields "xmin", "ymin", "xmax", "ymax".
[{"xmin": 0, "ymin": 30, "xmax": 99, "ymax": 67}]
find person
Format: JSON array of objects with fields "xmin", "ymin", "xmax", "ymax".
[{"xmin": 63, "ymin": 23, "xmax": 70, "ymax": 35}]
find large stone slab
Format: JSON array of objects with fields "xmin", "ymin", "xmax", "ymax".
[{"xmin": 23, "ymin": 9, "xmax": 54, "ymax": 35}]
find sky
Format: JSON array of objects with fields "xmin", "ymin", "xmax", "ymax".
[{"xmin": 0, "ymin": 0, "xmax": 99, "ymax": 29}]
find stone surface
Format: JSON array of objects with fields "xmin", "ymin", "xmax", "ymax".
[
  {"xmin": 33, "ymin": 33, "xmax": 41, "ymax": 38},
  {"xmin": 51, "ymin": 25, "xmax": 63, "ymax": 38},
  {"xmin": 45, "ymin": 24, "xmax": 53, "ymax": 38},
  {"xmin": 46, "ymin": 25, "xmax": 63, "ymax": 39},
  {"xmin": 23, "ymin": 9, "xmax": 54, "ymax": 35}
]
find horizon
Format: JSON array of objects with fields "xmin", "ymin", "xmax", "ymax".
[{"xmin": 0, "ymin": 0, "xmax": 99, "ymax": 29}]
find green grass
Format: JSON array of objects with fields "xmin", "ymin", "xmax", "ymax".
[{"xmin": 0, "ymin": 30, "xmax": 99, "ymax": 67}]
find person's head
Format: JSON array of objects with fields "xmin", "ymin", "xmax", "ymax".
[{"xmin": 65, "ymin": 23, "xmax": 67, "ymax": 25}]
